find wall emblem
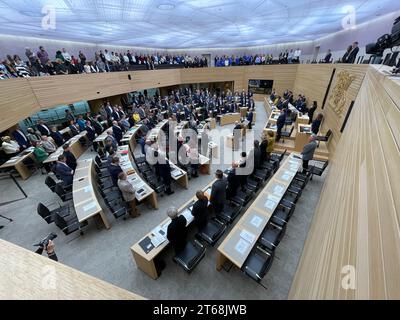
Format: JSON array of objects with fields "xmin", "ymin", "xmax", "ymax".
[{"xmin": 329, "ymin": 70, "xmax": 355, "ymax": 117}]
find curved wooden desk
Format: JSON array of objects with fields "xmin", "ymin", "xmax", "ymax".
[{"xmin": 73, "ymin": 158, "xmax": 110, "ymax": 229}]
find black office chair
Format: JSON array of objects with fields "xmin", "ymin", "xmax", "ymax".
[
  {"xmin": 45, "ymin": 175, "xmax": 62, "ymax": 193},
  {"xmin": 94, "ymin": 163, "xmax": 111, "ymax": 178},
  {"xmin": 307, "ymin": 160, "xmax": 329, "ymax": 180},
  {"xmin": 54, "ymin": 212, "xmax": 88, "ymax": 236},
  {"xmin": 282, "ymin": 185, "xmax": 302, "ymax": 204},
  {"xmin": 242, "ymin": 246, "xmax": 274, "ymax": 284},
  {"xmin": 54, "ymin": 184, "xmax": 73, "ymax": 202},
  {"xmin": 290, "ymin": 170, "xmax": 311, "ymax": 189},
  {"xmin": 258, "ymin": 222, "xmax": 286, "ymax": 252},
  {"xmin": 230, "ymin": 188, "xmax": 254, "ymax": 207},
  {"xmin": 195, "ymin": 218, "xmax": 227, "ymax": 246},
  {"xmin": 281, "ymin": 126, "xmax": 294, "ymax": 142},
  {"xmin": 95, "ymin": 155, "xmax": 108, "ymax": 169},
  {"xmin": 316, "ymin": 129, "xmax": 332, "ymax": 147},
  {"xmin": 217, "ymin": 202, "xmax": 243, "ymax": 224},
  {"xmin": 270, "ymin": 201, "xmax": 296, "ymax": 228},
  {"xmin": 37, "ymin": 202, "xmax": 70, "ymax": 224},
  {"xmin": 99, "ymin": 187, "xmax": 122, "ymax": 203},
  {"xmin": 173, "ymin": 240, "xmax": 206, "ymax": 273}
]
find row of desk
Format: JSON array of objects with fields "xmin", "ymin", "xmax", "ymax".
[{"xmin": 216, "ymin": 153, "xmax": 302, "ymax": 271}]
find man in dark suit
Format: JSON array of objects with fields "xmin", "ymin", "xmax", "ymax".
[
  {"xmin": 324, "ymin": 49, "xmax": 332, "ymax": 63},
  {"xmin": 154, "ymin": 151, "xmax": 174, "ymax": 195},
  {"xmin": 62, "ymin": 144, "xmax": 77, "ymax": 170},
  {"xmin": 12, "ymin": 125, "xmax": 30, "ymax": 150},
  {"xmin": 246, "ymin": 109, "xmax": 254, "ymax": 130},
  {"xmin": 226, "ymin": 163, "xmax": 240, "ymax": 199},
  {"xmin": 54, "ymin": 154, "xmax": 74, "ymax": 186},
  {"xmin": 166, "ymin": 207, "xmax": 187, "ymax": 254},
  {"xmin": 68, "ymin": 120, "xmax": 80, "ymax": 136},
  {"xmin": 112, "ymin": 121, "xmax": 123, "ymax": 144},
  {"xmin": 210, "ymin": 169, "xmax": 227, "ymax": 215},
  {"xmin": 111, "ymin": 107, "xmax": 121, "ymax": 121},
  {"xmin": 108, "ymin": 156, "xmax": 123, "ymax": 186},
  {"xmin": 105, "ymin": 102, "xmax": 113, "ymax": 119},
  {"xmin": 85, "ymin": 121, "xmax": 96, "ymax": 142},
  {"xmin": 50, "ymin": 126, "xmax": 65, "ymax": 147},
  {"xmin": 92, "ymin": 115, "xmax": 104, "ymax": 135},
  {"xmin": 311, "ymin": 113, "xmax": 323, "ymax": 135},
  {"xmin": 276, "ymin": 109, "xmax": 287, "ymax": 142},
  {"xmin": 346, "ymin": 42, "xmax": 359, "ymax": 64},
  {"xmin": 37, "ymin": 120, "xmax": 51, "ymax": 136}
]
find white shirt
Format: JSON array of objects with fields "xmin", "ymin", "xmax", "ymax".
[
  {"xmin": 84, "ymin": 65, "xmax": 92, "ymax": 73},
  {"xmin": 62, "ymin": 51, "xmax": 72, "ymax": 61},
  {"xmin": 1, "ymin": 140, "xmax": 19, "ymax": 154},
  {"xmin": 105, "ymin": 52, "xmax": 112, "ymax": 62},
  {"xmin": 294, "ymin": 49, "xmax": 301, "ymax": 58}
]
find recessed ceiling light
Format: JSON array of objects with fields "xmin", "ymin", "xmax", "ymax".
[{"xmin": 158, "ymin": 4, "xmax": 175, "ymax": 10}]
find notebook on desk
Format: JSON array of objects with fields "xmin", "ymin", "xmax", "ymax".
[{"xmin": 139, "ymin": 236, "xmax": 154, "ymax": 254}]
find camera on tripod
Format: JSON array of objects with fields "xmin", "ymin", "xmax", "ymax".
[
  {"xmin": 34, "ymin": 232, "xmax": 57, "ymax": 248},
  {"xmin": 366, "ymin": 16, "xmax": 400, "ymax": 66}
]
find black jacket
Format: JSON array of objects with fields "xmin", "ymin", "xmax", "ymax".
[
  {"xmin": 191, "ymin": 199, "xmax": 209, "ymax": 231},
  {"xmin": 227, "ymin": 169, "xmax": 240, "ymax": 199},
  {"xmin": 112, "ymin": 125, "xmax": 123, "ymax": 142},
  {"xmin": 167, "ymin": 215, "xmax": 187, "ymax": 254},
  {"xmin": 108, "ymin": 164, "xmax": 123, "ymax": 186},
  {"xmin": 51, "ymin": 131, "xmax": 64, "ymax": 147},
  {"xmin": 211, "ymin": 178, "xmax": 227, "ymax": 205},
  {"xmin": 63, "ymin": 150, "xmax": 77, "ymax": 170}
]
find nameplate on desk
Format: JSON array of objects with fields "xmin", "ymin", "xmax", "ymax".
[
  {"xmin": 264, "ymin": 199, "xmax": 276, "ymax": 211},
  {"xmin": 280, "ymin": 173, "xmax": 290, "ymax": 181},
  {"xmin": 83, "ymin": 201, "xmax": 97, "ymax": 212},
  {"xmin": 235, "ymin": 238, "xmax": 250, "ymax": 255}
]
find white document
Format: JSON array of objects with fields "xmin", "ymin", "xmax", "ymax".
[
  {"xmin": 281, "ymin": 174, "xmax": 290, "ymax": 181},
  {"xmin": 264, "ymin": 199, "xmax": 276, "ymax": 211},
  {"xmin": 273, "ymin": 185, "xmax": 285, "ymax": 196},
  {"xmin": 240, "ymin": 229, "xmax": 256, "ymax": 243},
  {"xmin": 83, "ymin": 202, "xmax": 97, "ymax": 212},
  {"xmin": 150, "ymin": 233, "xmax": 166, "ymax": 247},
  {"xmin": 180, "ymin": 208, "xmax": 194, "ymax": 226},
  {"xmin": 83, "ymin": 186, "xmax": 92, "ymax": 193},
  {"xmin": 250, "ymin": 215, "xmax": 263, "ymax": 228},
  {"xmin": 284, "ymin": 170, "xmax": 295, "ymax": 177},
  {"xmin": 171, "ymin": 169, "xmax": 182, "ymax": 177},
  {"xmin": 267, "ymin": 194, "xmax": 280, "ymax": 203},
  {"xmin": 235, "ymin": 238, "xmax": 250, "ymax": 255}
]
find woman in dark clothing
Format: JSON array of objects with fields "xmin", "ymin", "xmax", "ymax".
[{"xmin": 191, "ymin": 190, "xmax": 209, "ymax": 231}]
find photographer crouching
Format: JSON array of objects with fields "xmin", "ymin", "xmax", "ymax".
[{"xmin": 34, "ymin": 233, "xmax": 58, "ymax": 261}]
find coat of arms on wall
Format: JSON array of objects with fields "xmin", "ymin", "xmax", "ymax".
[{"xmin": 328, "ymin": 70, "xmax": 355, "ymax": 117}]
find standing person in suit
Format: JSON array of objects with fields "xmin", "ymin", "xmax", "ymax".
[
  {"xmin": 346, "ymin": 42, "xmax": 359, "ymax": 64},
  {"xmin": 62, "ymin": 144, "xmax": 77, "ymax": 170},
  {"xmin": 191, "ymin": 190, "xmax": 209, "ymax": 232},
  {"xmin": 246, "ymin": 109, "xmax": 254, "ymax": 130},
  {"xmin": 276, "ymin": 109, "xmax": 287, "ymax": 142},
  {"xmin": 65, "ymin": 109, "xmax": 75, "ymax": 123},
  {"xmin": 210, "ymin": 169, "xmax": 227, "ymax": 215},
  {"xmin": 112, "ymin": 120, "xmax": 123, "ymax": 144},
  {"xmin": 324, "ymin": 49, "xmax": 332, "ymax": 63},
  {"xmin": 54, "ymin": 154, "xmax": 74, "ymax": 186},
  {"xmin": 342, "ymin": 45, "xmax": 353, "ymax": 63},
  {"xmin": 111, "ymin": 107, "xmax": 121, "ymax": 121},
  {"xmin": 12, "ymin": 125, "xmax": 30, "ymax": 150},
  {"xmin": 154, "ymin": 150, "xmax": 174, "ymax": 195},
  {"xmin": 117, "ymin": 172, "xmax": 140, "ymax": 218},
  {"xmin": 37, "ymin": 120, "xmax": 51, "ymax": 136},
  {"xmin": 226, "ymin": 163, "xmax": 240, "ymax": 199},
  {"xmin": 301, "ymin": 135, "xmax": 317, "ymax": 173},
  {"xmin": 311, "ymin": 113, "xmax": 323, "ymax": 135},
  {"xmin": 166, "ymin": 207, "xmax": 187, "ymax": 254},
  {"xmin": 308, "ymin": 101, "xmax": 318, "ymax": 124},
  {"xmin": 108, "ymin": 156, "xmax": 123, "ymax": 186},
  {"xmin": 26, "ymin": 127, "xmax": 41, "ymax": 145},
  {"xmin": 92, "ymin": 115, "xmax": 104, "ymax": 135},
  {"xmin": 105, "ymin": 102, "xmax": 113, "ymax": 119},
  {"xmin": 68, "ymin": 120, "xmax": 80, "ymax": 136},
  {"xmin": 105, "ymin": 130, "xmax": 118, "ymax": 150},
  {"xmin": 50, "ymin": 126, "xmax": 65, "ymax": 147},
  {"xmin": 85, "ymin": 120, "xmax": 96, "ymax": 143}
]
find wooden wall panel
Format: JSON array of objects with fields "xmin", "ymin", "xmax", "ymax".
[
  {"xmin": 293, "ymin": 64, "xmax": 334, "ymax": 108},
  {"xmin": 288, "ymin": 67, "xmax": 400, "ymax": 299},
  {"xmin": 0, "ymin": 239, "xmax": 145, "ymax": 299},
  {"xmin": 321, "ymin": 64, "xmax": 368, "ymax": 154},
  {"xmin": 0, "ymin": 78, "xmax": 40, "ymax": 131}
]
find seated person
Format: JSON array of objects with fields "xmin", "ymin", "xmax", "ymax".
[
  {"xmin": 191, "ymin": 190, "xmax": 209, "ymax": 231},
  {"xmin": 50, "ymin": 126, "xmax": 65, "ymax": 147},
  {"xmin": 33, "ymin": 141, "xmax": 49, "ymax": 163},
  {"xmin": 166, "ymin": 207, "xmax": 187, "ymax": 254},
  {"xmin": 54, "ymin": 154, "xmax": 74, "ymax": 186},
  {"xmin": 76, "ymin": 115, "xmax": 86, "ymax": 131},
  {"xmin": 41, "ymin": 135, "xmax": 57, "ymax": 153},
  {"xmin": 108, "ymin": 156, "xmax": 123, "ymax": 186},
  {"xmin": 0, "ymin": 136, "xmax": 20, "ymax": 157}
]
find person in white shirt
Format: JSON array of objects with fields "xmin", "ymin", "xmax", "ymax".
[
  {"xmin": 288, "ymin": 49, "xmax": 294, "ymax": 63},
  {"xmin": 104, "ymin": 50, "xmax": 112, "ymax": 63},
  {"xmin": 83, "ymin": 63, "xmax": 92, "ymax": 73},
  {"xmin": 294, "ymin": 48, "xmax": 301, "ymax": 62},
  {"xmin": 1, "ymin": 136, "xmax": 20, "ymax": 156},
  {"xmin": 123, "ymin": 54, "xmax": 129, "ymax": 64},
  {"xmin": 183, "ymin": 140, "xmax": 199, "ymax": 177},
  {"xmin": 61, "ymin": 48, "xmax": 71, "ymax": 62}
]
